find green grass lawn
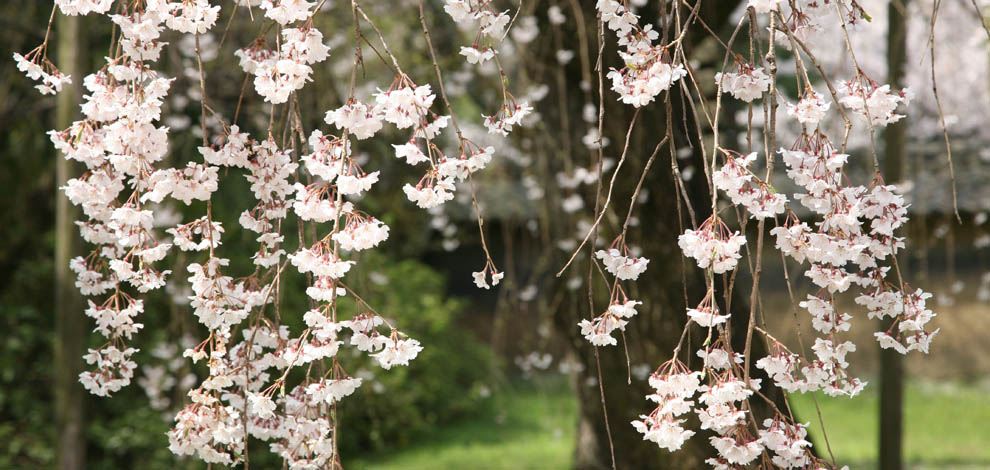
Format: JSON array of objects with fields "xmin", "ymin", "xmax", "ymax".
[
  {"xmin": 788, "ymin": 381, "xmax": 990, "ymax": 469},
  {"xmin": 350, "ymin": 378, "xmax": 577, "ymax": 470},
  {"xmin": 349, "ymin": 379, "xmax": 990, "ymax": 469}
]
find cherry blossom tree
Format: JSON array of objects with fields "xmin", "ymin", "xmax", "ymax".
[{"xmin": 17, "ymin": 0, "xmax": 989, "ymax": 468}]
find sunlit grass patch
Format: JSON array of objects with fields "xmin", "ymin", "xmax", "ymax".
[
  {"xmin": 788, "ymin": 381, "xmax": 990, "ymax": 469},
  {"xmin": 351, "ymin": 378, "xmax": 576, "ymax": 470},
  {"xmin": 351, "ymin": 378, "xmax": 990, "ymax": 469}
]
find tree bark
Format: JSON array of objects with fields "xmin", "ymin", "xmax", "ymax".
[
  {"xmin": 880, "ymin": 1, "xmax": 908, "ymax": 469},
  {"xmin": 55, "ymin": 11, "xmax": 86, "ymax": 470}
]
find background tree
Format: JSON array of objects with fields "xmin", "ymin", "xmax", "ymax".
[
  {"xmin": 880, "ymin": 1, "xmax": 909, "ymax": 469},
  {"xmin": 54, "ymin": 10, "xmax": 86, "ymax": 470},
  {"xmin": 516, "ymin": 2, "xmax": 793, "ymax": 467}
]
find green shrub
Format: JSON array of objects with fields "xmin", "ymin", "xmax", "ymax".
[{"xmin": 334, "ymin": 255, "xmax": 494, "ymax": 454}]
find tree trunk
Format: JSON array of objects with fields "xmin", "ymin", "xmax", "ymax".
[
  {"xmin": 879, "ymin": 1, "xmax": 908, "ymax": 469},
  {"xmin": 55, "ymin": 11, "xmax": 86, "ymax": 470},
  {"xmin": 526, "ymin": 2, "xmax": 790, "ymax": 467}
]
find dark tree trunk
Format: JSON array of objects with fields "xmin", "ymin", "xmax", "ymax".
[
  {"xmin": 524, "ymin": 1, "xmax": 789, "ymax": 468},
  {"xmin": 55, "ymin": 11, "xmax": 86, "ymax": 470},
  {"xmin": 880, "ymin": 1, "xmax": 908, "ymax": 469}
]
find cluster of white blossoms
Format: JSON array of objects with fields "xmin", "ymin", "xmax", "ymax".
[
  {"xmin": 472, "ymin": 258, "xmax": 505, "ymax": 290},
  {"xmin": 838, "ymin": 75, "xmax": 914, "ymax": 126},
  {"xmin": 13, "ymin": 51, "xmax": 73, "ymax": 95},
  {"xmin": 332, "ymin": 212, "xmax": 390, "ymax": 251},
  {"xmin": 687, "ymin": 292, "xmax": 730, "ymax": 328},
  {"xmin": 375, "ymin": 81, "xmax": 437, "ymax": 130},
  {"xmin": 162, "ymin": 0, "xmax": 220, "ymax": 34},
  {"xmin": 85, "ymin": 296, "xmax": 144, "ymax": 340},
  {"xmin": 237, "ymin": 22, "xmax": 330, "ymax": 103},
  {"xmin": 438, "ymin": 144, "xmax": 495, "ymax": 181},
  {"xmin": 325, "ymin": 100, "xmax": 382, "ymax": 140},
  {"xmin": 597, "ymin": 0, "xmax": 686, "ymax": 107},
  {"xmin": 700, "ymin": 376, "xmax": 760, "ymax": 465},
  {"xmin": 55, "ymin": 0, "xmax": 113, "ymax": 15},
  {"xmin": 775, "ymin": 129, "xmax": 936, "ymax": 352},
  {"xmin": 443, "ymin": 0, "xmax": 533, "ymax": 136},
  {"xmin": 79, "ymin": 346, "xmax": 139, "ymax": 397},
  {"xmin": 576, "ymin": 237, "xmax": 648, "ymax": 347},
  {"xmin": 753, "ymin": 418, "xmax": 813, "ymax": 468},
  {"xmin": 706, "ymin": 414, "xmax": 814, "ymax": 469},
  {"xmin": 460, "ymin": 44, "xmax": 496, "ymax": 64},
  {"xmin": 713, "ymin": 151, "xmax": 788, "ymax": 220},
  {"xmin": 168, "ymin": 320, "xmax": 338, "ymax": 467},
  {"xmin": 444, "ymin": 0, "xmax": 510, "ymax": 38},
  {"xmin": 715, "ymin": 63, "xmax": 771, "ymax": 103},
  {"xmin": 28, "ymin": 0, "xmax": 532, "ymax": 467},
  {"xmin": 775, "ymin": 0, "xmax": 871, "ymax": 49},
  {"xmin": 371, "ymin": 335, "xmax": 425, "ymax": 370},
  {"xmin": 631, "ymin": 363, "xmax": 701, "ymax": 451},
  {"xmin": 862, "ymin": 288, "xmax": 939, "ymax": 354},
  {"xmin": 403, "ymin": 176, "xmax": 456, "ymax": 208},
  {"xmin": 578, "ymin": 297, "xmax": 641, "ymax": 347},
  {"xmin": 752, "ymin": 293, "xmax": 865, "ymax": 397},
  {"xmin": 787, "ymin": 89, "xmax": 831, "ymax": 127},
  {"xmin": 678, "ymin": 217, "xmax": 747, "ymax": 274},
  {"xmin": 635, "ymin": 348, "xmax": 823, "ymax": 468},
  {"xmin": 260, "ymin": 0, "xmax": 316, "ymax": 25},
  {"xmin": 42, "ymin": 1, "xmax": 190, "ymax": 396},
  {"xmin": 739, "ymin": 120, "xmax": 936, "ymax": 401},
  {"xmin": 482, "ymin": 100, "xmax": 533, "ymax": 136},
  {"xmin": 305, "ymin": 377, "xmax": 363, "ymax": 405},
  {"xmin": 595, "ymin": 247, "xmax": 650, "ymax": 281}
]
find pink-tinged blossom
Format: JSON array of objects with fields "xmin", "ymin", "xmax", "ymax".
[
  {"xmin": 56, "ymin": 0, "xmax": 114, "ymax": 15},
  {"xmin": 678, "ymin": 217, "xmax": 746, "ymax": 274},
  {"xmin": 393, "ymin": 141, "xmax": 430, "ymax": 165},
  {"xmin": 260, "ymin": 0, "xmax": 315, "ymax": 25},
  {"xmin": 403, "ymin": 176, "xmax": 456, "ymax": 209},
  {"xmin": 289, "ymin": 245, "xmax": 355, "ymax": 279},
  {"xmin": 79, "ymin": 346, "xmax": 139, "ymax": 397},
  {"xmin": 595, "ymin": 248, "xmax": 650, "ymax": 281},
  {"xmin": 710, "ymin": 436, "xmax": 764, "ymax": 465},
  {"xmin": 332, "ymin": 216, "xmax": 390, "ymax": 251},
  {"xmin": 325, "ymin": 100, "xmax": 383, "ymax": 140},
  {"xmin": 578, "ymin": 315, "xmax": 626, "ymax": 346},
  {"xmin": 713, "ymin": 151, "xmax": 788, "ymax": 219},
  {"xmin": 787, "ymin": 91, "xmax": 830, "ymax": 126},
  {"xmin": 371, "ymin": 336, "xmax": 423, "ymax": 369},
  {"xmin": 839, "ymin": 78, "xmax": 913, "ymax": 127},
  {"xmin": 460, "ymin": 45, "xmax": 496, "ymax": 64},
  {"xmin": 483, "ymin": 101, "xmax": 533, "ymax": 136},
  {"xmin": 748, "ymin": 0, "xmax": 784, "ymax": 14},
  {"xmin": 163, "ymin": 0, "xmax": 220, "ymax": 34},
  {"xmin": 374, "ymin": 82, "xmax": 436, "ymax": 129},
  {"xmin": 632, "ymin": 363, "xmax": 702, "ymax": 451},
  {"xmin": 305, "ymin": 377, "xmax": 363, "ymax": 404},
  {"xmin": 715, "ymin": 65, "xmax": 771, "ymax": 102}
]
